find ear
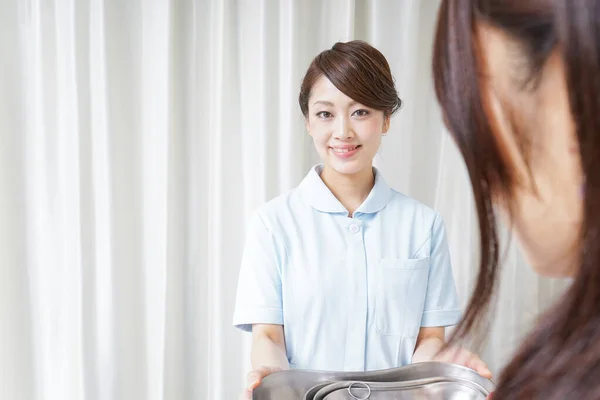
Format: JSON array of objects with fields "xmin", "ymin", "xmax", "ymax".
[
  {"xmin": 383, "ymin": 116, "xmax": 391, "ymax": 134},
  {"xmin": 305, "ymin": 118, "xmax": 311, "ymax": 136}
]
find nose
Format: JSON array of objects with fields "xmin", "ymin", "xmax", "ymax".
[{"xmin": 333, "ymin": 115, "xmax": 353, "ymax": 139}]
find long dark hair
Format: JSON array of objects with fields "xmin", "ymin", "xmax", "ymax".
[{"xmin": 433, "ymin": 0, "xmax": 600, "ymax": 398}]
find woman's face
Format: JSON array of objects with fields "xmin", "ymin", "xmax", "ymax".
[
  {"xmin": 476, "ymin": 23, "xmax": 584, "ymax": 277},
  {"xmin": 305, "ymin": 76, "xmax": 389, "ymax": 178}
]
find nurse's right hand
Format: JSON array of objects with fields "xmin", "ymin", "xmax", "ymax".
[{"xmin": 239, "ymin": 366, "xmax": 283, "ymax": 400}]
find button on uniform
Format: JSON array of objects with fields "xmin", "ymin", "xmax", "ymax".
[{"xmin": 345, "ymin": 219, "xmax": 367, "ymax": 370}]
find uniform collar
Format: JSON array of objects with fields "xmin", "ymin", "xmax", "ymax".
[{"xmin": 299, "ymin": 164, "xmax": 392, "ymax": 215}]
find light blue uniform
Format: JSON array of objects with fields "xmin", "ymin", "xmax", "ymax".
[{"xmin": 233, "ymin": 164, "xmax": 461, "ymax": 371}]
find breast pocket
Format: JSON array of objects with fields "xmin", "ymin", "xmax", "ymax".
[{"xmin": 375, "ymin": 257, "xmax": 430, "ymax": 336}]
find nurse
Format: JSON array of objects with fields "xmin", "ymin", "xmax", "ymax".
[{"xmin": 233, "ymin": 40, "xmax": 489, "ymax": 399}]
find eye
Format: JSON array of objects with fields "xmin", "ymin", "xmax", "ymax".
[
  {"xmin": 316, "ymin": 111, "xmax": 333, "ymax": 119},
  {"xmin": 352, "ymin": 109, "xmax": 369, "ymax": 117}
]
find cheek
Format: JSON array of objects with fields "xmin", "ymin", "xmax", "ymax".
[
  {"xmin": 356, "ymin": 120, "xmax": 384, "ymax": 144},
  {"xmin": 510, "ymin": 189, "xmax": 581, "ymax": 277},
  {"xmin": 513, "ymin": 96, "xmax": 583, "ymax": 275},
  {"xmin": 313, "ymin": 134, "xmax": 330, "ymax": 152},
  {"xmin": 308, "ymin": 124, "xmax": 328, "ymax": 145}
]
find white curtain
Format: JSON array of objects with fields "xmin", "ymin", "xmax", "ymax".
[{"xmin": 0, "ymin": 0, "xmax": 568, "ymax": 399}]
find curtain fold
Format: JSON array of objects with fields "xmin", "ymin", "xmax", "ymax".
[{"xmin": 0, "ymin": 1, "xmax": 567, "ymax": 399}]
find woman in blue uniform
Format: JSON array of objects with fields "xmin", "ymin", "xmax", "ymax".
[{"xmin": 233, "ymin": 40, "xmax": 489, "ymax": 399}]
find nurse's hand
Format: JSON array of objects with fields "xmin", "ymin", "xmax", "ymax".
[
  {"xmin": 434, "ymin": 345, "xmax": 492, "ymax": 379},
  {"xmin": 239, "ymin": 366, "xmax": 282, "ymax": 400},
  {"xmin": 414, "ymin": 328, "xmax": 492, "ymax": 379}
]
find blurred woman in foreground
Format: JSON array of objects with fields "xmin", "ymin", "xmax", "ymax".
[{"xmin": 433, "ymin": 0, "xmax": 600, "ymax": 398}]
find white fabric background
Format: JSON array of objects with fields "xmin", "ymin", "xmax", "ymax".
[{"xmin": 0, "ymin": 0, "xmax": 568, "ymax": 399}]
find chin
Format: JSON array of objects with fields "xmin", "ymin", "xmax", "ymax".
[
  {"xmin": 525, "ymin": 251, "xmax": 579, "ymax": 278},
  {"xmin": 326, "ymin": 160, "xmax": 367, "ymax": 176}
]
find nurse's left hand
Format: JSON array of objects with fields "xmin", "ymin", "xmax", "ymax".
[{"xmin": 433, "ymin": 345, "xmax": 492, "ymax": 379}]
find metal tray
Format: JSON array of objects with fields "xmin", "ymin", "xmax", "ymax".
[{"xmin": 252, "ymin": 361, "xmax": 495, "ymax": 399}]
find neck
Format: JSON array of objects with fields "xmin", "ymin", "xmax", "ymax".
[{"xmin": 320, "ymin": 165, "xmax": 375, "ymax": 217}]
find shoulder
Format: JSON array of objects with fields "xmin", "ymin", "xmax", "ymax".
[
  {"xmin": 385, "ymin": 189, "xmax": 441, "ymax": 226},
  {"xmin": 250, "ymin": 187, "xmax": 306, "ymax": 233}
]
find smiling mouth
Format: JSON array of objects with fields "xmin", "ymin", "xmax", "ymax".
[{"xmin": 331, "ymin": 145, "xmax": 361, "ymax": 153}]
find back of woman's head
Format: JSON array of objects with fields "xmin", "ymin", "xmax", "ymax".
[
  {"xmin": 433, "ymin": 0, "xmax": 600, "ymax": 398},
  {"xmin": 299, "ymin": 40, "xmax": 402, "ymax": 118}
]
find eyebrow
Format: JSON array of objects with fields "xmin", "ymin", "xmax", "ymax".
[
  {"xmin": 312, "ymin": 100, "xmax": 334, "ymax": 107},
  {"xmin": 311, "ymin": 100, "xmax": 359, "ymax": 107}
]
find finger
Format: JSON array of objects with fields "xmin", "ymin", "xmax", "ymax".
[
  {"xmin": 469, "ymin": 358, "xmax": 492, "ymax": 379},
  {"xmin": 250, "ymin": 365, "xmax": 280, "ymax": 378},
  {"xmin": 433, "ymin": 347, "xmax": 450, "ymax": 362},
  {"xmin": 434, "ymin": 346, "xmax": 461, "ymax": 363},
  {"xmin": 451, "ymin": 348, "xmax": 478, "ymax": 368},
  {"xmin": 453, "ymin": 349, "xmax": 474, "ymax": 367},
  {"xmin": 246, "ymin": 366, "xmax": 281, "ymax": 389},
  {"xmin": 480, "ymin": 367, "xmax": 493, "ymax": 379},
  {"xmin": 439, "ymin": 348, "xmax": 475, "ymax": 369},
  {"xmin": 245, "ymin": 372, "xmax": 263, "ymax": 389},
  {"xmin": 264, "ymin": 366, "xmax": 282, "ymax": 375}
]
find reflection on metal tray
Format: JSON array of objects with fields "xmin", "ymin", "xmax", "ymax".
[{"xmin": 252, "ymin": 361, "xmax": 495, "ymax": 400}]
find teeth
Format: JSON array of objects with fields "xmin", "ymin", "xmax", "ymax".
[{"xmin": 333, "ymin": 147, "xmax": 356, "ymax": 153}]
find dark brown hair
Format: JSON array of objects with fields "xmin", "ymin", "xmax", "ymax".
[
  {"xmin": 299, "ymin": 40, "xmax": 402, "ymax": 118},
  {"xmin": 433, "ymin": 0, "xmax": 600, "ymax": 398}
]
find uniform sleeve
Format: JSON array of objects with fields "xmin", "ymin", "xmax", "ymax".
[
  {"xmin": 420, "ymin": 213, "xmax": 462, "ymax": 327},
  {"xmin": 232, "ymin": 211, "xmax": 286, "ymax": 332}
]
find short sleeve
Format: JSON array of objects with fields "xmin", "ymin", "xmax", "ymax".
[
  {"xmin": 232, "ymin": 211, "xmax": 286, "ymax": 332},
  {"xmin": 420, "ymin": 213, "xmax": 462, "ymax": 327}
]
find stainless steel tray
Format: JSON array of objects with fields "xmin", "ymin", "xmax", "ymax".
[{"xmin": 252, "ymin": 361, "xmax": 495, "ymax": 400}]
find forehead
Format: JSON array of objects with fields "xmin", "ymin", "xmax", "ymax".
[{"xmin": 309, "ymin": 76, "xmax": 355, "ymax": 105}]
